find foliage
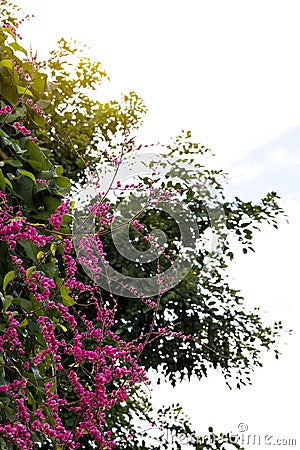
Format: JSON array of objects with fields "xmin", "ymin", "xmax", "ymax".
[
  {"xmin": 34, "ymin": 37, "xmax": 147, "ymax": 180},
  {"xmin": 95, "ymin": 134, "xmax": 284, "ymax": 387},
  {"xmin": 0, "ymin": 9, "xmax": 151, "ymax": 449},
  {"xmin": 0, "ymin": 2, "xmax": 285, "ymax": 450}
]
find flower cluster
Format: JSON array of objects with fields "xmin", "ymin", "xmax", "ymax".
[
  {"xmin": 13, "ymin": 121, "xmax": 31, "ymax": 135},
  {"xmin": 0, "ymin": 196, "xmax": 54, "ymax": 250},
  {"xmin": 1, "ymin": 312, "xmax": 24, "ymax": 354},
  {"xmin": 88, "ymin": 200, "xmax": 115, "ymax": 229},
  {"xmin": 0, "ymin": 14, "xmax": 196, "ymax": 445},
  {"xmin": 0, "ymin": 105, "xmax": 12, "ymax": 115},
  {"xmin": 132, "ymin": 219, "xmax": 144, "ymax": 231},
  {"xmin": 11, "ymin": 59, "xmax": 30, "ymax": 79},
  {"xmin": 0, "ymin": 190, "xmax": 162, "ymax": 449},
  {"xmin": 26, "ymin": 99, "xmax": 51, "ymax": 124},
  {"xmin": 2, "ymin": 22, "xmax": 23, "ymax": 40},
  {"xmin": 2, "ymin": 12, "xmax": 34, "ymax": 41},
  {"xmin": 36, "ymin": 178, "xmax": 50, "ymax": 187},
  {"xmin": 48, "ymin": 198, "xmax": 70, "ymax": 229}
]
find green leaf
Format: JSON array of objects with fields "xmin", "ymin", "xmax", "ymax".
[
  {"xmin": 43, "ymin": 196, "xmax": 61, "ymax": 213},
  {"xmin": 26, "ymin": 266, "xmax": 37, "ymax": 277},
  {"xmin": 18, "ymin": 169, "xmax": 36, "ymax": 182},
  {"xmin": 60, "ymin": 286, "xmax": 76, "ymax": 306},
  {"xmin": 31, "ymin": 73, "xmax": 47, "ymax": 93},
  {"xmin": 0, "ymin": 64, "xmax": 13, "ymax": 84},
  {"xmin": 13, "ymin": 176, "xmax": 35, "ymax": 209},
  {"xmin": 3, "ymin": 270, "xmax": 15, "ymax": 295},
  {"xmin": 20, "ymin": 318, "xmax": 28, "ymax": 327},
  {"xmin": 25, "ymin": 140, "xmax": 45, "ymax": 162},
  {"xmin": 54, "ymin": 165, "xmax": 64, "ymax": 176},
  {"xmin": 27, "ymin": 160, "xmax": 43, "ymax": 171},
  {"xmin": 23, "ymin": 62, "xmax": 34, "ymax": 78},
  {"xmin": 2, "ymin": 295, "xmax": 13, "ymax": 313},
  {"xmin": 19, "ymin": 298, "xmax": 32, "ymax": 312},
  {"xmin": 0, "ymin": 32, "xmax": 6, "ymax": 46},
  {"xmin": 40, "ymin": 262, "xmax": 57, "ymax": 279},
  {"xmin": 54, "ymin": 176, "xmax": 71, "ymax": 195},
  {"xmin": 10, "ymin": 42, "xmax": 27, "ymax": 55},
  {"xmin": 37, "ymin": 99, "xmax": 51, "ymax": 110},
  {"xmin": 16, "ymin": 85, "xmax": 33, "ymax": 97},
  {"xmin": 0, "ymin": 85, "xmax": 18, "ymax": 104},
  {"xmin": 37, "ymin": 170, "xmax": 52, "ymax": 181},
  {"xmin": 0, "ymin": 169, "xmax": 5, "ymax": 192},
  {"xmin": 37, "ymin": 251, "xmax": 45, "ymax": 260},
  {"xmin": 0, "ymin": 129, "xmax": 9, "ymax": 138},
  {"xmin": 31, "ymin": 111, "xmax": 46, "ymax": 127},
  {"xmin": 26, "ymin": 389, "xmax": 36, "ymax": 408},
  {"xmin": 4, "ymin": 177, "xmax": 12, "ymax": 189},
  {"xmin": 19, "ymin": 241, "xmax": 38, "ymax": 263},
  {"xmin": 55, "ymin": 176, "xmax": 70, "ymax": 188},
  {"xmin": 31, "ymin": 211, "xmax": 51, "ymax": 221},
  {"xmin": 4, "ymin": 159, "xmax": 22, "ymax": 167},
  {"xmin": 0, "ymin": 59, "xmax": 13, "ymax": 71},
  {"xmin": 25, "ymin": 140, "xmax": 51, "ymax": 170},
  {"xmin": 11, "ymin": 142, "xmax": 24, "ymax": 154},
  {"xmin": 6, "ymin": 107, "xmax": 23, "ymax": 124},
  {"xmin": 61, "ymin": 214, "xmax": 73, "ymax": 228}
]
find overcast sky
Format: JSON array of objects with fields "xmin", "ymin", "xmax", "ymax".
[{"xmin": 14, "ymin": 0, "xmax": 300, "ymax": 447}]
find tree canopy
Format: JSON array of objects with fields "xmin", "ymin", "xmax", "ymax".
[{"xmin": 0, "ymin": 2, "xmax": 285, "ymax": 449}]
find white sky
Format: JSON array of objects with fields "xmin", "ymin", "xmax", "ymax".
[
  {"xmin": 15, "ymin": 0, "xmax": 300, "ymax": 165},
  {"xmin": 13, "ymin": 0, "xmax": 300, "ymax": 447}
]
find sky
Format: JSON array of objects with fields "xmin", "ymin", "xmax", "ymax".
[{"xmin": 12, "ymin": 0, "xmax": 300, "ymax": 447}]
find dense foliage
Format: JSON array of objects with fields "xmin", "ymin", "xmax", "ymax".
[{"xmin": 0, "ymin": 2, "xmax": 285, "ymax": 449}]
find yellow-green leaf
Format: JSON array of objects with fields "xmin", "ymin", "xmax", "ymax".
[
  {"xmin": 60, "ymin": 285, "xmax": 75, "ymax": 306},
  {"xmin": 26, "ymin": 266, "xmax": 36, "ymax": 277},
  {"xmin": 18, "ymin": 169, "xmax": 36, "ymax": 182},
  {"xmin": 16, "ymin": 85, "xmax": 33, "ymax": 97},
  {"xmin": 0, "ymin": 169, "xmax": 5, "ymax": 192},
  {"xmin": 20, "ymin": 318, "xmax": 28, "ymax": 327},
  {"xmin": 0, "ymin": 59, "xmax": 13, "ymax": 71},
  {"xmin": 37, "ymin": 251, "xmax": 45, "ymax": 260},
  {"xmin": 3, "ymin": 270, "xmax": 15, "ymax": 294},
  {"xmin": 50, "ymin": 243, "xmax": 56, "ymax": 256}
]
